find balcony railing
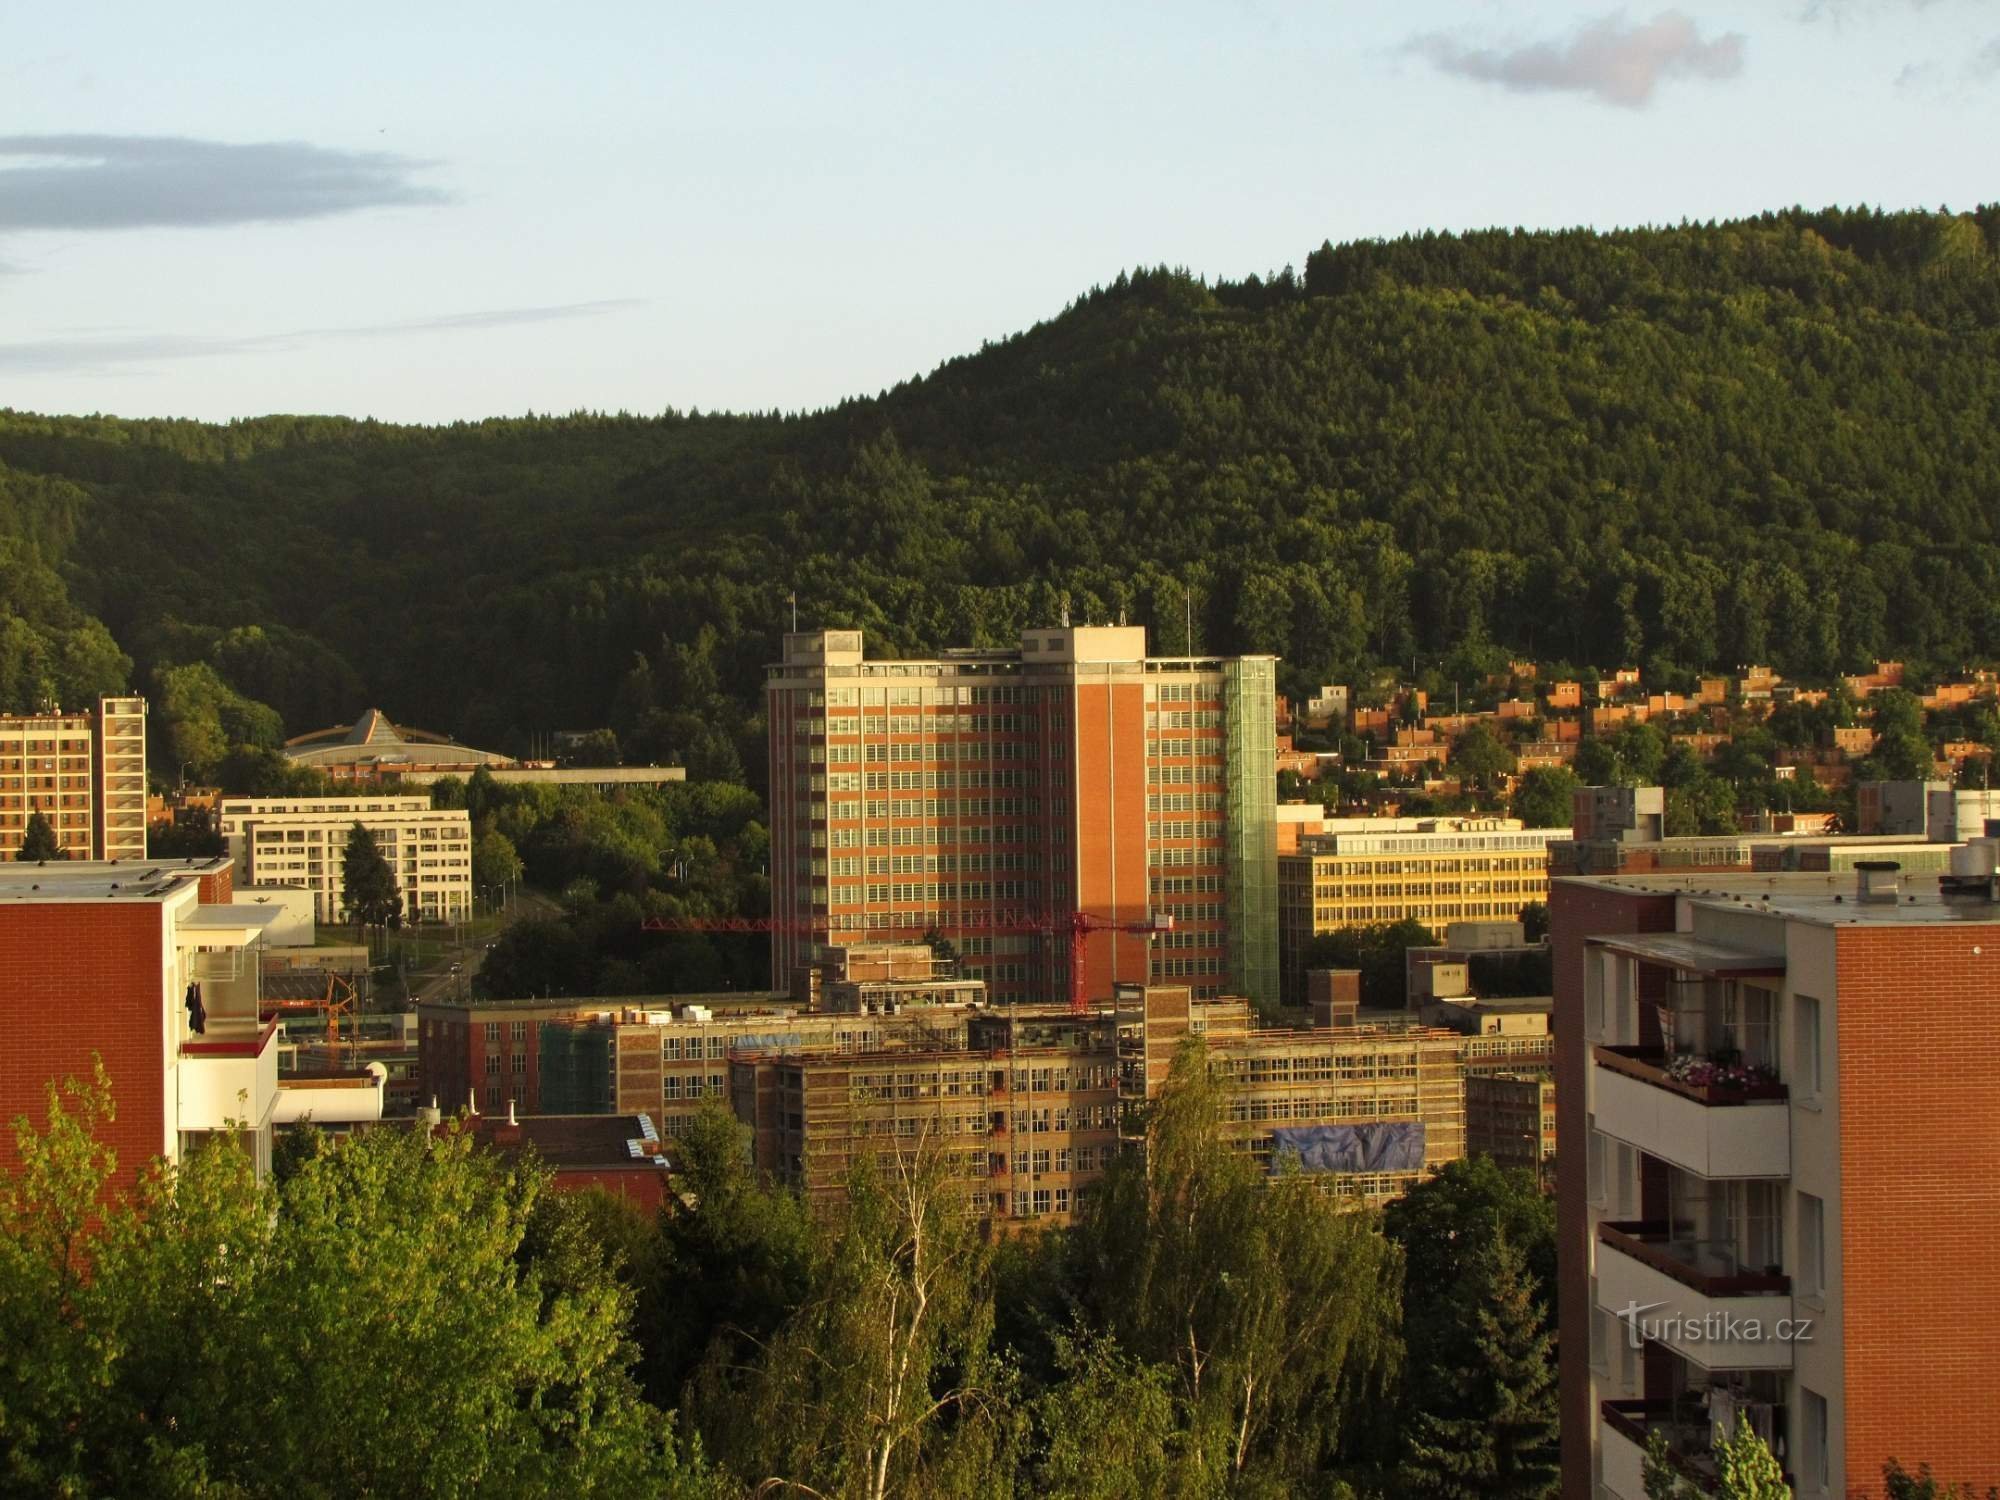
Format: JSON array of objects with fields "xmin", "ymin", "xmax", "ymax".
[
  {"xmin": 1601, "ymin": 1400, "xmax": 1792, "ymax": 1495},
  {"xmin": 1599, "ymin": 1220, "xmax": 1790, "ymax": 1296},
  {"xmin": 1595, "ymin": 1045, "xmax": 1787, "ymax": 1105}
]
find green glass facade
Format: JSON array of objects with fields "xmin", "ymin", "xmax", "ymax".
[
  {"xmin": 537, "ymin": 1023, "xmax": 614, "ymax": 1114},
  {"xmin": 1223, "ymin": 657, "xmax": 1280, "ymax": 1015}
]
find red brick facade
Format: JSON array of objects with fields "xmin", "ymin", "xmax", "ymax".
[
  {"xmin": 0, "ymin": 902, "xmax": 167, "ymax": 1187},
  {"xmin": 1834, "ymin": 926, "xmax": 2000, "ymax": 1495}
]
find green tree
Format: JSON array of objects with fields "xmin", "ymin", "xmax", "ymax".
[
  {"xmin": 1573, "ymin": 738, "xmax": 1623, "ymax": 785},
  {"xmin": 1880, "ymin": 1459, "xmax": 2000, "ymax": 1499},
  {"xmin": 1643, "ymin": 1424, "xmax": 1788, "ymax": 1499},
  {"xmin": 1871, "ymin": 728, "xmax": 1936, "ymax": 783},
  {"xmin": 0, "ymin": 1065, "xmax": 718, "ymax": 1499},
  {"xmin": 341, "ymin": 821, "xmax": 403, "ymax": 943},
  {"xmin": 1451, "ymin": 724, "xmax": 1517, "ymax": 795},
  {"xmin": 1302, "ymin": 917, "xmax": 1438, "ymax": 1009},
  {"xmin": 1612, "ymin": 721, "xmax": 1668, "ymax": 784},
  {"xmin": 16, "ymin": 810, "xmax": 63, "ymax": 861},
  {"xmin": 473, "ymin": 826, "xmax": 525, "ymax": 896},
  {"xmin": 1510, "ymin": 767, "xmax": 1579, "ymax": 829},
  {"xmin": 562, "ymin": 728, "xmax": 624, "ymax": 768},
  {"xmin": 1397, "ymin": 1233, "xmax": 1558, "ymax": 1499},
  {"xmin": 705, "ymin": 1128, "xmax": 1016, "ymax": 1500},
  {"xmin": 1071, "ymin": 1042, "xmax": 1402, "ymax": 1489},
  {"xmin": 655, "ymin": 1105, "xmax": 820, "ymax": 1410},
  {"xmin": 1029, "ymin": 1333, "xmax": 1184, "ymax": 1500}
]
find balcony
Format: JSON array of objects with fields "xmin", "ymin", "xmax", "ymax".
[
  {"xmin": 1596, "ymin": 1221, "xmax": 1794, "ymax": 1371},
  {"xmin": 1600, "ymin": 1398, "xmax": 1793, "ymax": 1499},
  {"xmin": 273, "ymin": 1063, "xmax": 386, "ymax": 1125},
  {"xmin": 1593, "ymin": 1046, "xmax": 1789, "ymax": 1179},
  {"xmin": 179, "ymin": 1020, "xmax": 280, "ymax": 1131}
]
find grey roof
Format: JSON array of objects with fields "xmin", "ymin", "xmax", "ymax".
[{"xmin": 284, "ymin": 709, "xmax": 510, "ymax": 768}]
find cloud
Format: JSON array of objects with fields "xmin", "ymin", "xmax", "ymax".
[
  {"xmin": 0, "ymin": 300, "xmax": 644, "ymax": 375},
  {"xmin": 0, "ymin": 134, "xmax": 448, "ymax": 231},
  {"xmin": 1409, "ymin": 10, "xmax": 1747, "ymax": 108}
]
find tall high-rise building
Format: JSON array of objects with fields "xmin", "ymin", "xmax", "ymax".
[
  {"xmin": 0, "ymin": 694, "xmax": 148, "ymax": 861},
  {"xmin": 765, "ymin": 628, "xmax": 1279, "ymax": 1009}
]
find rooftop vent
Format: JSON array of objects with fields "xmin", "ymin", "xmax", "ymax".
[{"xmin": 1855, "ymin": 860, "xmax": 1902, "ymax": 905}]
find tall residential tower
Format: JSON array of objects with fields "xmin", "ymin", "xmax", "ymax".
[{"xmin": 765, "ymin": 628, "xmax": 1279, "ymax": 1010}]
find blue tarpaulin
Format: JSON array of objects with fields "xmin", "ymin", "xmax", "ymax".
[
  {"xmin": 1269, "ymin": 1122, "xmax": 1425, "ymax": 1175},
  {"xmin": 727, "ymin": 1032, "xmax": 804, "ymax": 1055}
]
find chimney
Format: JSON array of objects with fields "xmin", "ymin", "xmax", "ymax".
[{"xmin": 1855, "ymin": 860, "xmax": 1901, "ymax": 905}]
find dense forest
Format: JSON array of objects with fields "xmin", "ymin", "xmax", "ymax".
[{"xmin": 5, "ymin": 205, "xmax": 2000, "ymax": 787}]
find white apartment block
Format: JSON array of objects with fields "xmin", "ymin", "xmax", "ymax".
[{"xmin": 217, "ymin": 795, "xmax": 473, "ymax": 924}]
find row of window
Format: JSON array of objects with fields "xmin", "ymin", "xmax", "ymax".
[{"xmin": 1008, "ymin": 1144, "xmax": 1111, "ymax": 1174}]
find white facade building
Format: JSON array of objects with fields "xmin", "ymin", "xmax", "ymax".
[{"xmin": 217, "ymin": 795, "xmax": 473, "ymax": 924}]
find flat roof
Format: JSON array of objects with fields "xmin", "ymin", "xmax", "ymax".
[
  {"xmin": 1561, "ymin": 870, "xmax": 2000, "ymax": 929},
  {"xmin": 0, "ymin": 856, "xmax": 226, "ymax": 904},
  {"xmin": 470, "ymin": 1114, "xmax": 670, "ymax": 1169}
]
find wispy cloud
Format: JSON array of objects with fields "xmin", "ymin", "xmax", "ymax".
[
  {"xmin": 0, "ymin": 134, "xmax": 448, "ymax": 231},
  {"xmin": 1409, "ymin": 10, "xmax": 1747, "ymax": 108},
  {"xmin": 0, "ymin": 300, "xmax": 645, "ymax": 375}
]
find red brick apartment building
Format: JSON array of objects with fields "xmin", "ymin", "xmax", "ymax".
[
  {"xmin": 0, "ymin": 856, "xmax": 383, "ymax": 1186},
  {"xmin": 764, "ymin": 628, "xmax": 1279, "ymax": 1011},
  {"xmin": 1553, "ymin": 857, "xmax": 2000, "ymax": 1499}
]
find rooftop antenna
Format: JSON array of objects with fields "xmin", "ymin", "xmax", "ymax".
[
  {"xmin": 1185, "ymin": 585, "xmax": 1193, "ymax": 656},
  {"xmin": 789, "ymin": 591, "xmax": 798, "ymax": 632}
]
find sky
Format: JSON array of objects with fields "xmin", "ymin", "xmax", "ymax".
[{"xmin": 3, "ymin": 1, "xmax": 1997, "ymax": 424}]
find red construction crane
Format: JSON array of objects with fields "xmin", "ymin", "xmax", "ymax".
[{"xmin": 641, "ymin": 908, "xmax": 1173, "ymax": 1014}]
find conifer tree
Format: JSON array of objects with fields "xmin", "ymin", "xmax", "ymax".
[
  {"xmin": 16, "ymin": 811, "xmax": 63, "ymax": 862},
  {"xmin": 340, "ymin": 821, "xmax": 401, "ymax": 942},
  {"xmin": 1398, "ymin": 1231, "xmax": 1559, "ymax": 1499}
]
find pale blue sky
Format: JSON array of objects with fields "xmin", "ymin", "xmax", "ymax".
[{"xmin": 2, "ymin": 1, "xmax": 1995, "ymax": 423}]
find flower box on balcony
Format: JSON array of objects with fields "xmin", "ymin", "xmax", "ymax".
[{"xmin": 1594, "ymin": 1045, "xmax": 1788, "ymax": 1105}]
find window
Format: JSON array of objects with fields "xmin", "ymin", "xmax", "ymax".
[
  {"xmin": 1586, "ymin": 1130, "xmax": 1605, "ymax": 1207},
  {"xmin": 1798, "ymin": 1193, "xmax": 1826, "ymax": 1299},
  {"xmin": 1802, "ymin": 1387, "xmax": 1830, "ymax": 1492},
  {"xmin": 484, "ymin": 1021, "xmax": 499, "ymax": 1040},
  {"xmin": 1794, "ymin": 994, "xmax": 1823, "ymax": 1099}
]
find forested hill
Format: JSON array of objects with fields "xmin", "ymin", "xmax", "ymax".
[{"xmin": 4, "ymin": 204, "xmax": 2000, "ymax": 784}]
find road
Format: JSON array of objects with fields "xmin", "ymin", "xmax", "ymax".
[{"xmin": 398, "ymin": 890, "xmax": 553, "ymax": 1005}]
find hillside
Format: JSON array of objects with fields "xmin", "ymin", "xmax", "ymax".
[{"xmin": 4, "ymin": 204, "xmax": 2000, "ymax": 784}]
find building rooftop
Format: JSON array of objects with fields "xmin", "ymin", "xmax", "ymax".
[
  {"xmin": 414, "ymin": 991, "xmax": 791, "ymax": 1016},
  {"xmin": 463, "ymin": 1113, "xmax": 672, "ymax": 1171},
  {"xmin": 284, "ymin": 708, "xmax": 511, "ymax": 769},
  {"xmin": 0, "ymin": 855, "xmax": 229, "ymax": 904},
  {"xmin": 1563, "ymin": 869, "xmax": 2000, "ymax": 929}
]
